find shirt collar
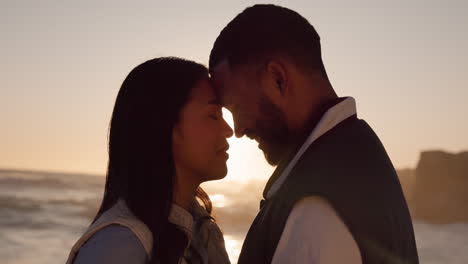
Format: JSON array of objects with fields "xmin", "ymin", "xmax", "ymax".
[
  {"xmin": 168, "ymin": 203, "xmax": 194, "ymax": 240},
  {"xmin": 265, "ymin": 97, "xmax": 357, "ymax": 199}
]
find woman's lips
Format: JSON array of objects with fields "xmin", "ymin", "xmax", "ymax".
[
  {"xmin": 217, "ymin": 144, "xmax": 230, "ymax": 159},
  {"xmin": 219, "ymin": 151, "xmax": 229, "ymax": 160},
  {"xmin": 220, "ymin": 144, "xmax": 230, "ymax": 152}
]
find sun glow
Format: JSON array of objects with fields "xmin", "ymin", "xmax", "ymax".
[
  {"xmin": 209, "ymin": 193, "xmax": 228, "ymax": 208},
  {"xmin": 224, "ymin": 235, "xmax": 242, "ymax": 264},
  {"xmin": 220, "ymin": 108, "xmax": 275, "ymax": 184}
]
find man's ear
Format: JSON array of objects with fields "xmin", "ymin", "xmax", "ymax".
[{"xmin": 263, "ymin": 59, "xmax": 288, "ymax": 106}]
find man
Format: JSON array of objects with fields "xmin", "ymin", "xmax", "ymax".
[{"xmin": 209, "ymin": 4, "xmax": 419, "ymax": 264}]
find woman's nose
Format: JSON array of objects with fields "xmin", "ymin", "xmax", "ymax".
[{"xmin": 223, "ymin": 119, "xmax": 234, "ymax": 138}]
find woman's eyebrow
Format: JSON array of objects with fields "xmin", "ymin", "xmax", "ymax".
[{"xmin": 207, "ymin": 99, "xmax": 221, "ymax": 106}]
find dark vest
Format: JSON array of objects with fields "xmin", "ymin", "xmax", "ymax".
[{"xmin": 238, "ymin": 117, "xmax": 419, "ymax": 264}]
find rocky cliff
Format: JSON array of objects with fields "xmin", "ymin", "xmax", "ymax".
[{"xmin": 398, "ymin": 150, "xmax": 468, "ymax": 223}]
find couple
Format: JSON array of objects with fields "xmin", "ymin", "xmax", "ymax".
[{"xmin": 67, "ymin": 4, "xmax": 419, "ymax": 264}]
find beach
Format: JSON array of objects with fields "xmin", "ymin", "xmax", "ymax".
[{"xmin": 1, "ymin": 169, "xmax": 467, "ymax": 264}]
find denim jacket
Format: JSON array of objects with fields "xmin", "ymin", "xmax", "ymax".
[{"xmin": 66, "ymin": 199, "xmax": 230, "ymax": 264}]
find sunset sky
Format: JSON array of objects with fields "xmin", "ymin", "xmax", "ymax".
[{"xmin": 1, "ymin": 0, "xmax": 467, "ymax": 182}]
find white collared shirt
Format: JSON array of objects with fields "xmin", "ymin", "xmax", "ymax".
[{"xmin": 270, "ymin": 97, "xmax": 362, "ymax": 264}]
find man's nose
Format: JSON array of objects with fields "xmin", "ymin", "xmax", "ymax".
[
  {"xmin": 234, "ymin": 124, "xmax": 245, "ymax": 138},
  {"xmin": 232, "ymin": 115, "xmax": 246, "ymax": 138}
]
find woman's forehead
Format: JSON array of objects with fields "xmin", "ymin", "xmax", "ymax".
[{"xmin": 190, "ymin": 78, "xmax": 219, "ymax": 105}]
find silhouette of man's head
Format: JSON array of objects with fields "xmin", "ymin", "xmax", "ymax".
[{"xmin": 210, "ymin": 4, "xmax": 335, "ymax": 165}]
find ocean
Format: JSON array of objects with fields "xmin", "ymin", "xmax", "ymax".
[{"xmin": 0, "ymin": 169, "xmax": 467, "ymax": 264}]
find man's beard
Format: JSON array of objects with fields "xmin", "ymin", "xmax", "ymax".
[{"xmin": 253, "ymin": 98, "xmax": 291, "ymax": 166}]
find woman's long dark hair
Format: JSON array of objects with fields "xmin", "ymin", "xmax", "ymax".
[{"xmin": 93, "ymin": 57, "xmax": 213, "ymax": 263}]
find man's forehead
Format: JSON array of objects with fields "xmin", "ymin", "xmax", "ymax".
[
  {"xmin": 210, "ymin": 59, "xmax": 254, "ymax": 107},
  {"xmin": 210, "ymin": 60, "xmax": 232, "ymax": 103},
  {"xmin": 211, "ymin": 59, "xmax": 231, "ymax": 80}
]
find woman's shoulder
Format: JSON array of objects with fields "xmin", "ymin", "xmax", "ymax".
[{"xmin": 73, "ymin": 225, "xmax": 148, "ymax": 264}]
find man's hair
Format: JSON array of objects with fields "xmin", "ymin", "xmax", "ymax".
[{"xmin": 209, "ymin": 4, "xmax": 326, "ymax": 76}]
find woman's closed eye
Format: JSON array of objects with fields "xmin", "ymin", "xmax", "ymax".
[
  {"xmin": 209, "ymin": 114, "xmax": 219, "ymax": 120},
  {"xmin": 208, "ymin": 108, "xmax": 222, "ymax": 120}
]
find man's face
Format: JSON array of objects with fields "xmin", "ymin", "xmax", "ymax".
[{"xmin": 211, "ymin": 61, "xmax": 290, "ymax": 165}]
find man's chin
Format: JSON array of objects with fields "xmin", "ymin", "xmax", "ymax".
[
  {"xmin": 261, "ymin": 148, "xmax": 282, "ymax": 166},
  {"xmin": 258, "ymin": 139, "xmax": 288, "ymax": 166}
]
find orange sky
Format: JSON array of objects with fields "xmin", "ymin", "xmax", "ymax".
[{"xmin": 1, "ymin": 1, "xmax": 467, "ymax": 179}]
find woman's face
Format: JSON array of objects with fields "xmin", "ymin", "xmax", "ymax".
[{"xmin": 172, "ymin": 77, "xmax": 233, "ymax": 184}]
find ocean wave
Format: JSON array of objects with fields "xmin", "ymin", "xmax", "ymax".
[
  {"xmin": 0, "ymin": 169, "xmax": 104, "ymax": 189},
  {"xmin": 0, "ymin": 194, "xmax": 98, "ymax": 209},
  {"xmin": 0, "ymin": 195, "xmax": 42, "ymax": 211},
  {"xmin": 0, "ymin": 194, "xmax": 100, "ymax": 224}
]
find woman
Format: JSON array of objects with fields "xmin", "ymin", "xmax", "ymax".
[{"xmin": 66, "ymin": 57, "xmax": 233, "ymax": 264}]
